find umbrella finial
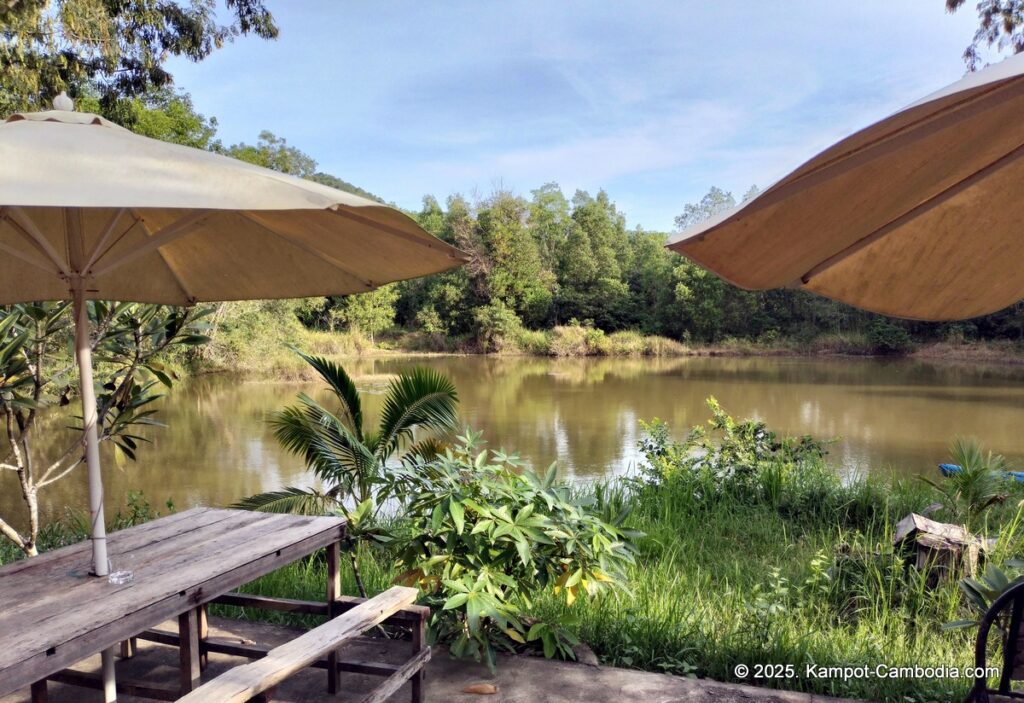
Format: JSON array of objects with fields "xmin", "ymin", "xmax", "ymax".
[{"xmin": 53, "ymin": 91, "xmax": 74, "ymax": 111}]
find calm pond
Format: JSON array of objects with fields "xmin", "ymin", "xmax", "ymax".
[{"xmin": 9, "ymin": 354, "xmax": 1024, "ymax": 524}]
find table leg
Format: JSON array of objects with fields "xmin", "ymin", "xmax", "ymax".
[
  {"xmin": 29, "ymin": 680, "xmax": 47, "ymax": 703},
  {"xmin": 411, "ymin": 613, "xmax": 426, "ymax": 703},
  {"xmin": 198, "ymin": 604, "xmax": 209, "ymax": 670},
  {"xmin": 178, "ymin": 608, "xmax": 202, "ymax": 694},
  {"xmin": 327, "ymin": 540, "xmax": 341, "ymax": 694}
]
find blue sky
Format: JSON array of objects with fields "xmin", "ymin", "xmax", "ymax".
[{"xmin": 167, "ymin": 2, "xmax": 985, "ymax": 232}]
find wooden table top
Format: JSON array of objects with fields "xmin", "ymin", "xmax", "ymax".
[{"xmin": 0, "ymin": 507, "xmax": 346, "ymax": 696}]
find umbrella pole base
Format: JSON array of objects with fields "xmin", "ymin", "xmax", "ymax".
[{"xmin": 101, "ymin": 647, "xmax": 116, "ymax": 702}]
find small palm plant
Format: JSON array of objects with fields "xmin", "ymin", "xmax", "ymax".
[
  {"xmin": 236, "ymin": 352, "xmax": 459, "ymax": 593},
  {"xmin": 923, "ymin": 437, "xmax": 1008, "ymax": 528}
]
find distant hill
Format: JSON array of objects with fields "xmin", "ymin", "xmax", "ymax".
[{"xmin": 308, "ymin": 172, "xmax": 386, "ymax": 204}]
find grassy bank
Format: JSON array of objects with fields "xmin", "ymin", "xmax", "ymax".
[{"xmin": 212, "ymin": 459, "xmax": 1010, "ymax": 702}]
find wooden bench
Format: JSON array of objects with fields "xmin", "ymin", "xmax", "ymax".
[{"xmin": 178, "ymin": 586, "xmax": 428, "ymax": 703}]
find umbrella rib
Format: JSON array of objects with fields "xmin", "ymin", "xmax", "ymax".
[
  {"xmin": 238, "ymin": 212, "xmax": 375, "ymax": 290},
  {"xmin": 800, "ymin": 138, "xmax": 1024, "ymax": 285},
  {"xmin": 3, "ymin": 207, "xmax": 70, "ymax": 276},
  {"xmin": 83, "ymin": 208, "xmax": 129, "ymax": 273},
  {"xmin": 0, "ymin": 238, "xmax": 60, "ymax": 275},
  {"xmin": 131, "ymin": 211, "xmax": 197, "ymax": 305},
  {"xmin": 330, "ymin": 207, "xmax": 469, "ymax": 261},
  {"xmin": 91, "ymin": 210, "xmax": 211, "ymax": 278}
]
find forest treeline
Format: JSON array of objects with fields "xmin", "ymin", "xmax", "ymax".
[{"xmin": 9, "ymin": 90, "xmax": 1024, "ymax": 360}]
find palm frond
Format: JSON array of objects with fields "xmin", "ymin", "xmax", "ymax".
[
  {"xmin": 377, "ymin": 367, "xmax": 459, "ymax": 460},
  {"xmin": 271, "ymin": 396, "xmax": 376, "ymax": 487},
  {"xmin": 298, "ymin": 351, "xmax": 363, "ymax": 440},
  {"xmin": 232, "ymin": 487, "xmax": 338, "ymax": 515},
  {"xmin": 405, "ymin": 436, "xmax": 450, "ymax": 462}
]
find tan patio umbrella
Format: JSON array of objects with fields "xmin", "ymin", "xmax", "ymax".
[
  {"xmin": 668, "ymin": 53, "xmax": 1024, "ymax": 321},
  {"xmin": 0, "ymin": 94, "xmax": 466, "ymax": 700}
]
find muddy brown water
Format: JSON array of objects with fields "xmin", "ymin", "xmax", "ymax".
[{"xmin": 6, "ymin": 354, "xmax": 1024, "ymax": 526}]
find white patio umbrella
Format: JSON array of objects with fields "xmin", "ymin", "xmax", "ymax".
[
  {"xmin": 668, "ymin": 53, "xmax": 1024, "ymax": 321},
  {"xmin": 0, "ymin": 94, "xmax": 466, "ymax": 700}
]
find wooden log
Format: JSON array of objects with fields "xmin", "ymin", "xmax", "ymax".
[
  {"xmin": 177, "ymin": 587, "xmax": 417, "ymax": 703},
  {"xmin": 29, "ymin": 680, "xmax": 46, "ymax": 703},
  {"xmin": 359, "ymin": 647, "xmax": 431, "ymax": 703}
]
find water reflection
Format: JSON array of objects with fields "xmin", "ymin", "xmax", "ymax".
[{"xmin": 5, "ymin": 355, "xmax": 1024, "ymax": 527}]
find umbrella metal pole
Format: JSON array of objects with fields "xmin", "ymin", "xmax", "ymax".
[{"xmin": 72, "ymin": 281, "xmax": 117, "ymax": 702}]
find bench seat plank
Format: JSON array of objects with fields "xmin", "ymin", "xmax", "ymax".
[{"xmin": 178, "ymin": 587, "xmax": 418, "ymax": 703}]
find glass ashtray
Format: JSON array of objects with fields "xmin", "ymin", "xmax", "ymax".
[{"xmin": 108, "ymin": 570, "xmax": 134, "ymax": 585}]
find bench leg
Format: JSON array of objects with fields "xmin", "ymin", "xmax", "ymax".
[
  {"xmin": 199, "ymin": 604, "xmax": 209, "ymax": 671},
  {"xmin": 178, "ymin": 608, "xmax": 202, "ymax": 694},
  {"xmin": 119, "ymin": 637, "xmax": 138, "ymax": 659},
  {"xmin": 327, "ymin": 540, "xmax": 342, "ymax": 694},
  {"xmin": 252, "ymin": 685, "xmax": 276, "ymax": 702},
  {"xmin": 30, "ymin": 680, "xmax": 47, "ymax": 703},
  {"xmin": 412, "ymin": 614, "xmax": 426, "ymax": 703}
]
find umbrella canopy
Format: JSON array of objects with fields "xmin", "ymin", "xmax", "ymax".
[
  {"xmin": 667, "ymin": 53, "xmax": 1024, "ymax": 321},
  {"xmin": 1, "ymin": 106, "xmax": 467, "ymax": 305},
  {"xmin": 0, "ymin": 98, "xmax": 466, "ymax": 701}
]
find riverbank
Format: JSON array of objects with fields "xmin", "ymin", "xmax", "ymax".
[{"xmin": 192, "ymin": 319, "xmax": 1024, "ymax": 377}]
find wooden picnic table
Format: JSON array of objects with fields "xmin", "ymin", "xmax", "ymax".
[{"xmin": 0, "ymin": 507, "xmax": 347, "ymax": 701}]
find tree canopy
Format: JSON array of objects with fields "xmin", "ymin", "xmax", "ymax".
[
  {"xmin": 947, "ymin": 0, "xmax": 1024, "ymax": 68},
  {"xmin": 0, "ymin": 0, "xmax": 277, "ymax": 115}
]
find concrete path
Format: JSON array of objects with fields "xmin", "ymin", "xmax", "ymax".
[{"xmin": 2, "ymin": 616, "xmax": 860, "ymax": 702}]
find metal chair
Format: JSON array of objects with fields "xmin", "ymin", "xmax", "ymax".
[{"xmin": 968, "ymin": 581, "xmax": 1024, "ymax": 701}]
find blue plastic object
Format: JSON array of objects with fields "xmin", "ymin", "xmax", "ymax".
[
  {"xmin": 937, "ymin": 463, "xmax": 1024, "ymax": 482},
  {"xmin": 938, "ymin": 463, "xmax": 962, "ymax": 477}
]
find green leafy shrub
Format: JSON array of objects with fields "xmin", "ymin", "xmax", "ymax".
[
  {"xmin": 637, "ymin": 397, "xmax": 826, "ymax": 505},
  {"xmin": 867, "ymin": 318, "xmax": 914, "ymax": 355},
  {"xmin": 388, "ymin": 429, "xmax": 639, "ymax": 669},
  {"xmin": 472, "ymin": 300, "xmax": 524, "ymax": 353}
]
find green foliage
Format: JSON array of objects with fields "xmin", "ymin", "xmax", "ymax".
[
  {"xmin": 637, "ymin": 397, "xmax": 826, "ymax": 505},
  {"xmin": 921, "ymin": 437, "xmax": 1010, "ymax": 528},
  {"xmin": 0, "ymin": 301, "xmax": 209, "ymax": 554},
  {"xmin": 389, "ymin": 429, "xmax": 638, "ymax": 670},
  {"xmin": 948, "ymin": 560, "xmax": 1024, "ymax": 632},
  {"xmin": 0, "ymin": 0, "xmax": 277, "ymax": 116},
  {"xmin": 867, "ymin": 318, "xmax": 914, "ymax": 355},
  {"xmin": 330, "ymin": 285, "xmax": 400, "ymax": 343},
  {"xmin": 238, "ymin": 352, "xmax": 459, "ymax": 517},
  {"xmin": 947, "ymin": 0, "xmax": 1024, "ymax": 69}
]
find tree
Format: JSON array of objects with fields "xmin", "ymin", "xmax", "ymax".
[
  {"xmin": 236, "ymin": 353, "xmax": 459, "ymax": 594},
  {"xmin": 528, "ymin": 183, "xmax": 572, "ymax": 271},
  {"xmin": 78, "ymin": 87, "xmax": 219, "ymax": 149},
  {"xmin": 0, "ymin": 0, "xmax": 277, "ymax": 116},
  {"xmin": 225, "ymin": 131, "xmax": 317, "ymax": 177},
  {"xmin": 0, "ymin": 302, "xmax": 210, "ymax": 556},
  {"xmin": 947, "ymin": 0, "xmax": 1024, "ymax": 69},
  {"xmin": 555, "ymin": 190, "xmax": 632, "ymax": 329},
  {"xmin": 332, "ymin": 284, "xmax": 400, "ymax": 343},
  {"xmin": 477, "ymin": 191, "xmax": 555, "ymax": 327}
]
